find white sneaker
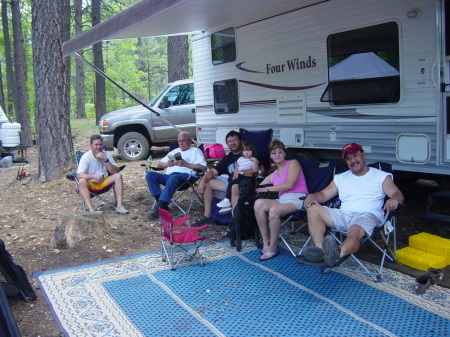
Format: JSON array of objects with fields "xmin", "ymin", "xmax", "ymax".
[
  {"xmin": 218, "ymin": 206, "xmax": 232, "ymax": 214},
  {"xmin": 217, "ymin": 198, "xmax": 231, "ymax": 208},
  {"xmin": 115, "ymin": 205, "xmax": 129, "ymax": 214}
]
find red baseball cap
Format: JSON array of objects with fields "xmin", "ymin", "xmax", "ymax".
[{"xmin": 342, "ymin": 143, "xmax": 364, "ymax": 158}]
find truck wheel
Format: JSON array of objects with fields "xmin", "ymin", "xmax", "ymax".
[{"xmin": 117, "ymin": 132, "xmax": 150, "ymax": 161}]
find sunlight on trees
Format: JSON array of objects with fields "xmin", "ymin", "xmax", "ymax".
[{"xmin": 0, "ymin": 0, "xmax": 192, "ymax": 122}]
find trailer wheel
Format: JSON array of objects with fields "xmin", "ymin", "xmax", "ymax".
[{"xmin": 117, "ymin": 132, "xmax": 150, "ymax": 161}]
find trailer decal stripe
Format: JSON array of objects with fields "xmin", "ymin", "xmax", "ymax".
[
  {"xmin": 241, "ymin": 100, "xmax": 277, "ymax": 106},
  {"xmin": 239, "ymin": 79, "xmax": 325, "ymax": 91}
]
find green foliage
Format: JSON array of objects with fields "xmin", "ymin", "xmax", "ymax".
[
  {"xmin": 71, "ymin": 117, "xmax": 98, "ymax": 135},
  {"xmin": 1, "ymin": 0, "xmax": 192, "ymax": 120}
]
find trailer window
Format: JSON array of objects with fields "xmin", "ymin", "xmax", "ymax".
[
  {"xmin": 321, "ymin": 22, "xmax": 400, "ymax": 105},
  {"xmin": 213, "ymin": 79, "xmax": 239, "ymax": 114},
  {"xmin": 211, "ymin": 28, "xmax": 236, "ymax": 65}
]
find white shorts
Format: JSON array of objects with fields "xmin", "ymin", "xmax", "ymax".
[
  {"xmin": 214, "ymin": 174, "xmax": 229, "ymax": 189},
  {"xmin": 325, "ymin": 208, "xmax": 381, "ymax": 236},
  {"xmin": 277, "ymin": 193, "xmax": 307, "ymax": 210}
]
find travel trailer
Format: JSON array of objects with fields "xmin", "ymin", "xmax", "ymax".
[{"xmin": 63, "ymin": 0, "xmax": 449, "ymax": 183}]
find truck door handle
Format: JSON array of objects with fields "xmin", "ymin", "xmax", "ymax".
[{"xmin": 191, "ymin": 108, "xmax": 195, "ymax": 113}]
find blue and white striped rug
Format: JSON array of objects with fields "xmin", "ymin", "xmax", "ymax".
[{"xmin": 35, "ymin": 241, "xmax": 450, "ymax": 337}]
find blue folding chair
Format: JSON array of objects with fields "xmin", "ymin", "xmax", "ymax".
[
  {"xmin": 66, "ymin": 151, "xmax": 125, "ymax": 211},
  {"xmin": 278, "ymin": 156, "xmax": 336, "ymax": 256},
  {"xmin": 239, "ymin": 128, "xmax": 273, "ymax": 170}
]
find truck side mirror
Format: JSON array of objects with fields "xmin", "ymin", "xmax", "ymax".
[{"xmin": 159, "ymin": 96, "xmax": 171, "ymax": 109}]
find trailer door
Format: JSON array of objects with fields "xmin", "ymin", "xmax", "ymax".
[{"xmin": 444, "ymin": 0, "xmax": 450, "ymax": 162}]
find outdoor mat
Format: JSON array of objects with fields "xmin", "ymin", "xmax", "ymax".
[{"xmin": 34, "ymin": 241, "xmax": 450, "ymax": 337}]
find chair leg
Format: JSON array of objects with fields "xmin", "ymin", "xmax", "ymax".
[{"xmin": 298, "ymin": 236, "xmax": 312, "ymax": 257}]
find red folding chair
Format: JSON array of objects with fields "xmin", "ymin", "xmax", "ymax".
[{"xmin": 157, "ymin": 208, "xmax": 208, "ymax": 270}]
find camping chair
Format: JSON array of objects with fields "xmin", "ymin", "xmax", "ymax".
[
  {"xmin": 144, "ymin": 165, "xmax": 205, "ymax": 217},
  {"xmin": 66, "ymin": 151, "xmax": 125, "ymax": 211},
  {"xmin": 158, "ymin": 208, "xmax": 208, "ymax": 270},
  {"xmin": 0, "ymin": 239, "xmax": 37, "ymax": 302},
  {"xmin": 278, "ymin": 157, "xmax": 336, "ymax": 256},
  {"xmin": 297, "ymin": 162, "xmax": 399, "ymax": 282},
  {"xmin": 145, "ymin": 143, "xmax": 206, "ymax": 217},
  {"xmin": 239, "ymin": 128, "xmax": 273, "ymax": 170},
  {"xmin": 208, "ymin": 128, "xmax": 273, "ymax": 226}
]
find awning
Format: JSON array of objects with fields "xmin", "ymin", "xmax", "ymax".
[{"xmin": 63, "ymin": 0, "xmax": 327, "ymax": 57}]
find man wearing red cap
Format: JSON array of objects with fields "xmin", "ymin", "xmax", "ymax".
[{"xmin": 302, "ymin": 143, "xmax": 404, "ymax": 267}]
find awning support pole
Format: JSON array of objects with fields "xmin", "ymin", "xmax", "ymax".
[{"xmin": 74, "ymin": 52, "xmax": 192, "ymax": 140}]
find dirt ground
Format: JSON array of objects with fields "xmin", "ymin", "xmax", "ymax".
[{"xmin": 1, "ymin": 125, "xmax": 449, "ymax": 337}]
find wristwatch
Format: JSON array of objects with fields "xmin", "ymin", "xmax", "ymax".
[{"xmin": 105, "ymin": 159, "xmax": 109, "ymax": 163}]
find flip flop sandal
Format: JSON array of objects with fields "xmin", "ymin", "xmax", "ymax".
[
  {"xmin": 259, "ymin": 250, "xmax": 280, "ymax": 261},
  {"xmin": 428, "ymin": 268, "xmax": 444, "ymax": 285},
  {"xmin": 261, "ymin": 246, "xmax": 269, "ymax": 254}
]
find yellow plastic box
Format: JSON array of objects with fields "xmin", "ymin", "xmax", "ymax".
[{"xmin": 396, "ymin": 246, "xmax": 447, "ymax": 271}]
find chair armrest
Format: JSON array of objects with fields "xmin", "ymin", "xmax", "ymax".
[
  {"xmin": 140, "ymin": 164, "xmax": 164, "ymax": 171},
  {"xmin": 171, "ymin": 224, "xmax": 208, "ymax": 231},
  {"xmin": 66, "ymin": 172, "xmax": 77, "ymax": 181},
  {"xmin": 172, "ymin": 215, "xmax": 190, "ymax": 227},
  {"xmin": 258, "ymin": 184, "xmax": 273, "ymax": 188},
  {"xmin": 192, "ymin": 168, "xmax": 206, "ymax": 175},
  {"xmin": 386, "ymin": 202, "xmax": 405, "ymax": 218}
]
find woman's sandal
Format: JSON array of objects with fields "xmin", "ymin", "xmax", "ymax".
[
  {"xmin": 261, "ymin": 246, "xmax": 269, "ymax": 254},
  {"xmin": 259, "ymin": 250, "xmax": 280, "ymax": 261}
]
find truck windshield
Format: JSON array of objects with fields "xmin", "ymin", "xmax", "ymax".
[{"xmin": 148, "ymin": 84, "xmax": 170, "ymax": 106}]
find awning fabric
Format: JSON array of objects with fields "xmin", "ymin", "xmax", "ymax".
[{"xmin": 63, "ymin": 0, "xmax": 327, "ymax": 57}]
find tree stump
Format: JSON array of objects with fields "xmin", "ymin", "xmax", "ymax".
[{"xmin": 52, "ymin": 211, "xmax": 110, "ymax": 248}]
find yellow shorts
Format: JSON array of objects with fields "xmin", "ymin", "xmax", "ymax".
[{"xmin": 88, "ymin": 176, "xmax": 111, "ymax": 191}]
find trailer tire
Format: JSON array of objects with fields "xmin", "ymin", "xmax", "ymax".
[{"xmin": 117, "ymin": 132, "xmax": 150, "ymax": 161}]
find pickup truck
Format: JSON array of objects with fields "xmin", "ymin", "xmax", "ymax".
[{"xmin": 99, "ymin": 79, "xmax": 195, "ymax": 161}]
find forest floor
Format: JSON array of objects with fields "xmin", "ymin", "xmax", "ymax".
[{"xmin": 1, "ymin": 118, "xmax": 449, "ymax": 336}]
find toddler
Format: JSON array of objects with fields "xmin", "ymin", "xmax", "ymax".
[{"xmin": 217, "ymin": 140, "xmax": 259, "ymax": 214}]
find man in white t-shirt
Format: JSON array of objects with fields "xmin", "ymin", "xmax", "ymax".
[
  {"xmin": 302, "ymin": 143, "xmax": 404, "ymax": 267},
  {"xmin": 146, "ymin": 132, "xmax": 207, "ymax": 219},
  {"xmin": 77, "ymin": 134, "xmax": 128, "ymax": 214}
]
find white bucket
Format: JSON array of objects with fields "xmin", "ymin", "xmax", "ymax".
[
  {"xmin": 1, "ymin": 122, "xmax": 21, "ymax": 147},
  {"xmin": 2, "ymin": 156, "xmax": 12, "ymax": 168}
]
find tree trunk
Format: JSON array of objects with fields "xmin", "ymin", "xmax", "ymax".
[
  {"xmin": 1, "ymin": 0, "xmax": 17, "ymax": 116},
  {"xmin": 168, "ymin": 35, "xmax": 189, "ymax": 82},
  {"xmin": 0, "ymin": 63, "xmax": 5, "ymax": 112},
  {"xmin": 11, "ymin": 0, "xmax": 31, "ymax": 146},
  {"xmin": 74, "ymin": 0, "xmax": 86, "ymax": 119},
  {"xmin": 32, "ymin": 0, "xmax": 73, "ymax": 182},
  {"xmin": 92, "ymin": 0, "xmax": 106, "ymax": 124}
]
